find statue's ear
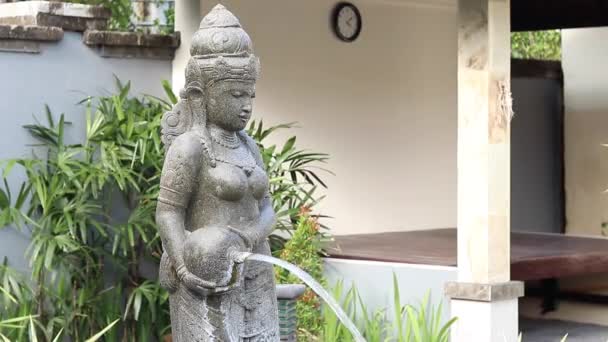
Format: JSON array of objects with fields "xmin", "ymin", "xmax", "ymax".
[{"xmin": 185, "ymin": 81, "xmax": 205, "ymax": 104}]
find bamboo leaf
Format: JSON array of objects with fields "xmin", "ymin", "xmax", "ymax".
[
  {"xmin": 162, "ymin": 80, "xmax": 178, "ymax": 105},
  {"xmin": 51, "ymin": 328, "xmax": 64, "ymax": 342},
  {"xmin": 28, "ymin": 316, "xmax": 38, "ymax": 342},
  {"xmin": 0, "ymin": 188, "xmax": 8, "ymax": 210},
  {"xmin": 133, "ymin": 291, "xmax": 142, "ymax": 320},
  {"xmin": 84, "ymin": 319, "xmax": 119, "ymax": 342}
]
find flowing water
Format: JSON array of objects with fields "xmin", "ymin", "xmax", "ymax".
[{"xmin": 241, "ymin": 252, "xmax": 367, "ymax": 342}]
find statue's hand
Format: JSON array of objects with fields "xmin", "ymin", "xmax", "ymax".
[
  {"xmin": 176, "ymin": 264, "xmax": 217, "ymax": 292},
  {"xmin": 226, "ymin": 226, "xmax": 256, "ymax": 250},
  {"xmin": 204, "ymin": 262, "xmax": 245, "ymax": 295}
]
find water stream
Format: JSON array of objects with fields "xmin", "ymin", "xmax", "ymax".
[{"xmin": 240, "ymin": 252, "xmax": 367, "ymax": 342}]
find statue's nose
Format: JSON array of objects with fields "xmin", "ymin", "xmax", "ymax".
[{"xmin": 242, "ymin": 104, "xmax": 252, "ymax": 114}]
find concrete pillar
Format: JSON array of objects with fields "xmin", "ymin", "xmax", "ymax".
[
  {"xmin": 447, "ymin": 0, "xmax": 523, "ymax": 340},
  {"xmin": 171, "ymin": 0, "xmax": 202, "ymax": 92}
]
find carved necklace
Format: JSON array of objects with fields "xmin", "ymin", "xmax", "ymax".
[
  {"xmin": 194, "ymin": 128, "xmax": 256, "ymax": 175},
  {"xmin": 211, "ymin": 133, "xmax": 240, "ymax": 149},
  {"xmin": 213, "ymin": 156, "xmax": 256, "ymax": 176}
]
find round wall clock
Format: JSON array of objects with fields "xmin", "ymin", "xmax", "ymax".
[{"xmin": 332, "ymin": 2, "xmax": 362, "ymax": 42}]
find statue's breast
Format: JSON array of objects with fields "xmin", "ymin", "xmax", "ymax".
[
  {"xmin": 205, "ymin": 163, "xmax": 268, "ymax": 202},
  {"xmin": 207, "ymin": 163, "xmax": 248, "ymax": 201},
  {"xmin": 248, "ymin": 166, "xmax": 269, "ymax": 200}
]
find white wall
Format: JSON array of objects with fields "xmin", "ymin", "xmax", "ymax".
[
  {"xmin": 199, "ymin": 0, "xmax": 458, "ymax": 235},
  {"xmin": 562, "ymin": 28, "xmax": 608, "ymax": 237}
]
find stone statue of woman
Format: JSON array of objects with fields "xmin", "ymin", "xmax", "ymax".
[{"xmin": 156, "ymin": 5, "xmax": 279, "ymax": 341}]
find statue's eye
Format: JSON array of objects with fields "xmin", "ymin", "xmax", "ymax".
[
  {"xmin": 231, "ymin": 91, "xmax": 243, "ymax": 98},
  {"xmin": 251, "ymin": 93, "xmax": 256, "ymax": 99}
]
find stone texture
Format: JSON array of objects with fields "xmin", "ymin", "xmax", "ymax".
[
  {"xmin": 452, "ymin": 0, "xmax": 516, "ymax": 340},
  {"xmin": 457, "ymin": 0, "xmax": 512, "ymax": 285},
  {"xmin": 276, "ymin": 284, "xmax": 306, "ymax": 300},
  {"xmin": 155, "ymin": 5, "xmax": 279, "ymax": 341},
  {"xmin": 0, "ymin": 24, "xmax": 62, "ymax": 54},
  {"xmin": 93, "ymin": 45, "xmax": 175, "ymax": 60},
  {"xmin": 0, "ymin": 39, "xmax": 40, "ymax": 53},
  {"xmin": 445, "ymin": 281, "xmax": 524, "ymax": 302},
  {"xmin": 0, "ymin": 24, "xmax": 63, "ymax": 41},
  {"xmin": 83, "ymin": 30, "xmax": 180, "ymax": 48},
  {"xmin": 0, "ymin": 1, "xmax": 110, "ymax": 31},
  {"xmin": 83, "ymin": 31, "xmax": 180, "ymax": 60}
]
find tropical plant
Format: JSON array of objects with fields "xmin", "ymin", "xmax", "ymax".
[
  {"xmin": 246, "ymin": 121, "xmax": 331, "ymax": 252},
  {"xmin": 511, "ymin": 30, "xmax": 562, "ymax": 60},
  {"xmin": 0, "ymin": 79, "xmax": 169, "ymax": 341},
  {"xmin": 0, "ymin": 78, "xmax": 331, "ymax": 340},
  {"xmin": 321, "ymin": 275, "xmax": 457, "ymax": 342},
  {"xmin": 67, "ymin": 0, "xmax": 175, "ymax": 32},
  {"xmin": 66, "ymin": 0, "xmax": 134, "ymax": 31},
  {"xmin": 276, "ymin": 208, "xmax": 328, "ymax": 338}
]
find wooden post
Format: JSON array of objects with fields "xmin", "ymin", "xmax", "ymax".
[
  {"xmin": 171, "ymin": 0, "xmax": 202, "ymax": 92},
  {"xmin": 446, "ymin": 0, "xmax": 523, "ymax": 340}
]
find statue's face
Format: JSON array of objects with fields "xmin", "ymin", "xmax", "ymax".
[{"xmin": 206, "ymin": 80, "xmax": 255, "ymax": 131}]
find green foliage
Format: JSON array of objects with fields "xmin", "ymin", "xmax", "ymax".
[
  {"xmin": 68, "ymin": 0, "xmax": 175, "ymax": 32},
  {"xmin": 247, "ymin": 121, "xmax": 331, "ymax": 252},
  {"xmin": 153, "ymin": 3, "xmax": 175, "ymax": 35},
  {"xmin": 0, "ymin": 78, "xmax": 331, "ymax": 340},
  {"xmin": 0, "ymin": 78, "xmax": 169, "ymax": 341},
  {"xmin": 322, "ymin": 275, "xmax": 457, "ymax": 342},
  {"xmin": 276, "ymin": 210, "xmax": 327, "ymax": 337},
  {"xmin": 68, "ymin": 0, "xmax": 134, "ymax": 31},
  {"xmin": 511, "ymin": 30, "xmax": 562, "ymax": 60}
]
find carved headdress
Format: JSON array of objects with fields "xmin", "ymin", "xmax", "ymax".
[{"xmin": 161, "ymin": 4, "xmax": 260, "ymax": 149}]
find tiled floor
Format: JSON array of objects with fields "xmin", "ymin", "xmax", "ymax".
[{"xmin": 521, "ymin": 318, "xmax": 608, "ymax": 342}]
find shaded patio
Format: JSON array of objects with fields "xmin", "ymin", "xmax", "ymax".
[{"xmin": 327, "ymin": 229, "xmax": 608, "ymax": 282}]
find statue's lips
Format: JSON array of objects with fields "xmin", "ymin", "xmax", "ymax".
[{"xmin": 239, "ymin": 114, "xmax": 251, "ymax": 123}]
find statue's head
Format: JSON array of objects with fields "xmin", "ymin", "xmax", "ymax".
[
  {"xmin": 185, "ymin": 4, "xmax": 259, "ymax": 132},
  {"xmin": 160, "ymin": 5, "xmax": 259, "ymax": 149}
]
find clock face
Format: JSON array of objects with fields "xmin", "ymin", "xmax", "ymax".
[{"xmin": 332, "ymin": 3, "xmax": 362, "ymax": 42}]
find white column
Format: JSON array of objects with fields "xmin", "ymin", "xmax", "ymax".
[
  {"xmin": 448, "ymin": 0, "xmax": 522, "ymax": 341},
  {"xmin": 171, "ymin": 0, "xmax": 202, "ymax": 93}
]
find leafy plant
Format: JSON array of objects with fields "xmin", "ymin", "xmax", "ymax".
[
  {"xmin": 511, "ymin": 30, "xmax": 562, "ymax": 60},
  {"xmin": 67, "ymin": 0, "xmax": 134, "ymax": 31},
  {"xmin": 321, "ymin": 275, "xmax": 457, "ymax": 342},
  {"xmin": 67, "ymin": 0, "xmax": 176, "ymax": 33},
  {"xmin": 247, "ymin": 121, "xmax": 331, "ymax": 252},
  {"xmin": 276, "ymin": 208, "xmax": 328, "ymax": 338},
  {"xmin": 0, "ymin": 79, "xmax": 170, "ymax": 341},
  {"xmin": 0, "ymin": 78, "xmax": 331, "ymax": 340}
]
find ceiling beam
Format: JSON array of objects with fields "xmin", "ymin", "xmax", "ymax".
[{"xmin": 512, "ymin": 0, "xmax": 608, "ymax": 31}]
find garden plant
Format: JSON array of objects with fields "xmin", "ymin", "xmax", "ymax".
[{"xmin": 0, "ymin": 79, "xmax": 329, "ymax": 341}]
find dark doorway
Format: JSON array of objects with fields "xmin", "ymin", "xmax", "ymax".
[{"xmin": 511, "ymin": 59, "xmax": 565, "ymax": 234}]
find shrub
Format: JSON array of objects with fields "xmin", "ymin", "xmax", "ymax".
[
  {"xmin": 511, "ymin": 30, "xmax": 561, "ymax": 60},
  {"xmin": 275, "ymin": 208, "xmax": 327, "ymax": 338}
]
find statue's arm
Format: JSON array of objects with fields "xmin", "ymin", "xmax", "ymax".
[
  {"xmin": 156, "ymin": 135, "xmax": 205, "ymax": 282},
  {"xmin": 253, "ymin": 191, "xmax": 276, "ymax": 244},
  {"xmin": 242, "ymin": 133, "xmax": 276, "ymax": 246}
]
